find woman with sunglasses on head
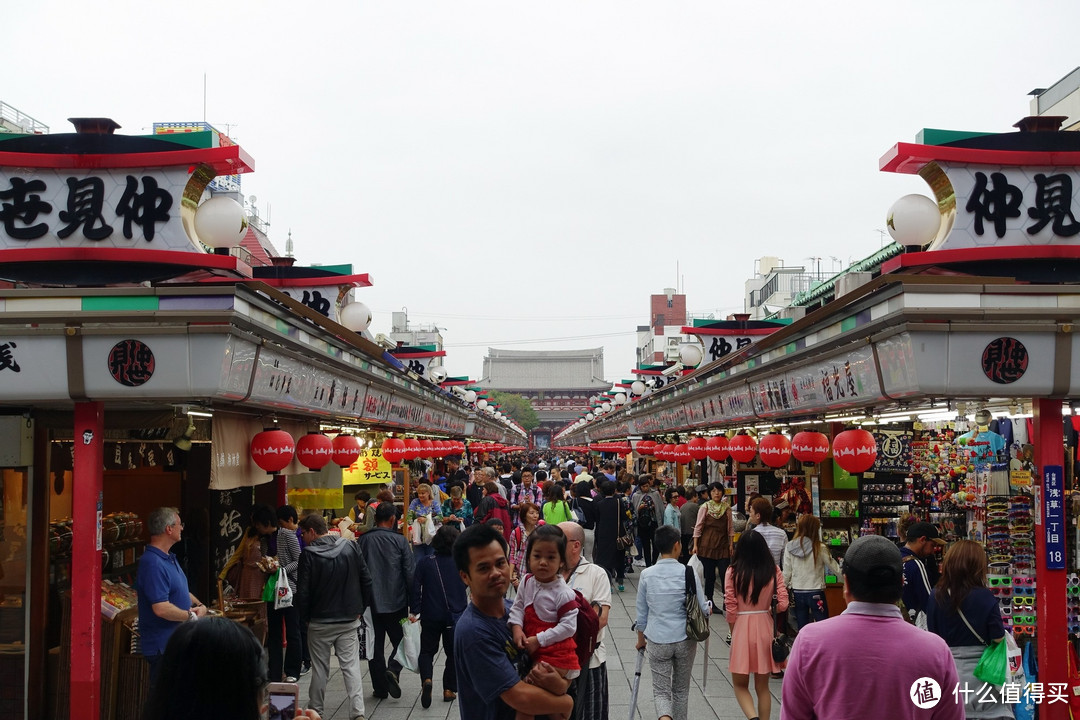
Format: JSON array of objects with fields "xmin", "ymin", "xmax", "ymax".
[{"xmin": 925, "ymin": 540, "xmax": 1013, "ymax": 719}]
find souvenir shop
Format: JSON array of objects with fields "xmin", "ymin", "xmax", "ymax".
[
  {"xmin": 559, "ymin": 126, "xmax": 1080, "ymax": 716},
  {"xmin": 0, "ymin": 123, "xmax": 518, "ymax": 720}
]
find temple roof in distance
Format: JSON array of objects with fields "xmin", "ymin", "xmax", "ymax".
[{"xmin": 481, "ymin": 347, "xmax": 610, "ymax": 391}]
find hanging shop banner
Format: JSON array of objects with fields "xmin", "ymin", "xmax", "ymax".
[
  {"xmin": 210, "ymin": 413, "xmax": 311, "ymax": 490},
  {"xmin": 1043, "ymin": 465, "xmax": 1065, "ymax": 570},
  {"xmin": 751, "ymin": 344, "xmax": 882, "ymax": 417},
  {"xmin": 342, "ymin": 448, "xmax": 394, "ymax": 485},
  {"xmin": 872, "ymin": 429, "xmax": 913, "ymax": 473},
  {"xmin": 210, "ymin": 487, "xmax": 253, "ymax": 581}
]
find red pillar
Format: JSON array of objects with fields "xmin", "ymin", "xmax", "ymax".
[
  {"xmin": 71, "ymin": 401, "xmax": 104, "ymax": 720},
  {"xmin": 1033, "ymin": 398, "xmax": 1067, "ymax": 720}
]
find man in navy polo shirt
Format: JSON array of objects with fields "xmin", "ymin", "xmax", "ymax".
[{"xmin": 137, "ymin": 507, "xmax": 207, "ymax": 684}]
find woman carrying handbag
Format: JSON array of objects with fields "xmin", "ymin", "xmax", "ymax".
[{"xmin": 725, "ymin": 531, "xmax": 788, "ymax": 720}]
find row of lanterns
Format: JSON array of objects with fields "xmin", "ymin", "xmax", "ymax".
[
  {"xmin": 634, "ymin": 428, "xmax": 878, "ymax": 474},
  {"xmin": 249, "ymin": 430, "xmax": 470, "ymax": 474}
]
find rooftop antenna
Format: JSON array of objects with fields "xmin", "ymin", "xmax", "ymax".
[{"xmin": 285, "ymin": 229, "xmax": 294, "ymax": 259}]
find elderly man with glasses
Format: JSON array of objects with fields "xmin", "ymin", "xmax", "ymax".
[{"xmin": 136, "ymin": 507, "xmax": 208, "ymax": 686}]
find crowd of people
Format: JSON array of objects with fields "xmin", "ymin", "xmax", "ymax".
[{"xmin": 134, "ymin": 454, "xmax": 1012, "ymax": 720}]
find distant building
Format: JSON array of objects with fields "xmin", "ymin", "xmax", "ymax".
[
  {"xmin": 636, "ymin": 288, "xmax": 689, "ymax": 366},
  {"xmin": 0, "ymin": 101, "xmax": 48, "ymax": 134},
  {"xmin": 481, "ymin": 348, "xmax": 609, "ymax": 448},
  {"xmin": 1030, "ymin": 66, "xmax": 1080, "ymax": 130}
]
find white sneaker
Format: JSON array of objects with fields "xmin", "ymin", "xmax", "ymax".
[{"xmin": 633, "ymin": 559, "xmax": 646, "ymax": 567}]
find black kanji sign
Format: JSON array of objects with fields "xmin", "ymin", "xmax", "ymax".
[
  {"xmin": 108, "ymin": 339, "xmax": 156, "ymax": 387},
  {"xmin": 981, "ymin": 337, "xmax": 1028, "ymax": 384}
]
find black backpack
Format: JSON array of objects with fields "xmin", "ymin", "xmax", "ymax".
[{"xmin": 636, "ymin": 496, "xmax": 658, "ymax": 531}]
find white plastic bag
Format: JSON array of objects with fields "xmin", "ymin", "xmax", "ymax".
[
  {"xmin": 1005, "ymin": 632, "xmax": 1024, "ymax": 685},
  {"xmin": 687, "ymin": 553, "xmax": 706, "ymax": 591},
  {"xmin": 423, "ymin": 513, "xmax": 436, "ymax": 544},
  {"xmin": 273, "ymin": 567, "xmax": 293, "ymax": 610},
  {"xmin": 357, "ymin": 607, "xmax": 373, "ymax": 660},
  {"xmin": 392, "ymin": 617, "xmax": 421, "ymax": 673}
]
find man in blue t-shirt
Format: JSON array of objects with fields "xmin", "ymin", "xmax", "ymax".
[
  {"xmin": 900, "ymin": 521, "xmax": 945, "ymax": 624},
  {"xmin": 136, "ymin": 507, "xmax": 207, "ymax": 684},
  {"xmin": 452, "ymin": 524, "xmax": 573, "ymax": 720}
]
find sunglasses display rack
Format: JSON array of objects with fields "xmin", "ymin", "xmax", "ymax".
[
  {"xmin": 1068, "ymin": 573, "xmax": 1080, "ymax": 635},
  {"xmin": 989, "ymin": 573, "xmax": 1038, "ymax": 638}
]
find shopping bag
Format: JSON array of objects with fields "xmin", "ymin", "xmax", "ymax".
[
  {"xmin": 357, "ymin": 608, "xmax": 373, "ymax": 661},
  {"xmin": 423, "ymin": 513, "xmax": 436, "ymax": 544},
  {"xmin": 261, "ymin": 568, "xmax": 278, "ymax": 603},
  {"xmin": 1004, "ymin": 632, "xmax": 1023, "ymax": 685},
  {"xmin": 687, "ymin": 554, "xmax": 705, "ymax": 591},
  {"xmin": 1013, "ymin": 638, "xmax": 1036, "ymax": 720},
  {"xmin": 392, "ymin": 617, "xmax": 421, "ymax": 673},
  {"xmin": 273, "ymin": 568, "xmax": 293, "ymax": 610},
  {"xmin": 1067, "ymin": 640, "xmax": 1080, "ymax": 718},
  {"xmin": 973, "ymin": 638, "xmax": 1007, "ymax": 687}
]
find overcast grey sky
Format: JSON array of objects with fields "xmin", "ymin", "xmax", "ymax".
[{"xmin": 6, "ymin": 1, "xmax": 1080, "ymax": 382}]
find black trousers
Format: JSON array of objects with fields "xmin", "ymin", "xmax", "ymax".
[
  {"xmin": 699, "ymin": 556, "xmax": 729, "ymax": 605},
  {"xmin": 418, "ymin": 620, "xmax": 457, "ymax": 691},
  {"xmin": 266, "ymin": 602, "xmax": 302, "ymax": 680},
  {"xmin": 638, "ymin": 527, "xmax": 656, "ymax": 567},
  {"xmin": 369, "ymin": 608, "xmax": 406, "ymax": 694}
]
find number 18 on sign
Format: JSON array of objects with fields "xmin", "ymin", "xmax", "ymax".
[{"xmin": 1044, "ymin": 465, "xmax": 1065, "ymax": 570}]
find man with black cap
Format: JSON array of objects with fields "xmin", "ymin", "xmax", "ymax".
[
  {"xmin": 900, "ymin": 521, "xmax": 946, "ymax": 627},
  {"xmin": 780, "ymin": 535, "xmax": 961, "ymax": 720}
]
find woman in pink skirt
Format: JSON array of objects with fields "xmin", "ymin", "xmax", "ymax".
[{"xmin": 725, "ymin": 530, "xmax": 788, "ymax": 720}]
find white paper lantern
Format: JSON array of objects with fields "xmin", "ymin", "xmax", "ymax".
[
  {"xmin": 614, "ymin": 392, "xmax": 627, "ymax": 405},
  {"xmin": 887, "ymin": 194, "xmax": 940, "ymax": 247},
  {"xmin": 464, "ymin": 390, "xmax": 477, "ymax": 403},
  {"xmin": 679, "ymin": 342, "xmax": 704, "ymax": 367},
  {"xmin": 477, "ymin": 399, "xmax": 488, "ymax": 410},
  {"xmin": 340, "ymin": 301, "xmax": 372, "ymax": 333},
  {"xmin": 631, "ymin": 380, "xmax": 646, "ymax": 395},
  {"xmin": 194, "ymin": 196, "xmax": 248, "ymax": 249},
  {"xmin": 586, "ymin": 412, "xmax": 594, "ymax": 421},
  {"xmin": 601, "ymin": 402, "xmax": 612, "ymax": 412}
]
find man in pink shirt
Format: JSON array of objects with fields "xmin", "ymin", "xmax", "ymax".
[{"xmin": 780, "ymin": 535, "xmax": 962, "ymax": 720}]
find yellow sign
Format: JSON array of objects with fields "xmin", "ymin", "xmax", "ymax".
[
  {"xmin": 1010, "ymin": 470, "xmax": 1032, "ymax": 490},
  {"xmin": 343, "ymin": 448, "xmax": 394, "ymax": 486},
  {"xmin": 287, "ymin": 487, "xmax": 344, "ymax": 512}
]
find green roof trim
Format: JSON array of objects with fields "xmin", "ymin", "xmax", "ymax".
[
  {"xmin": 791, "ymin": 242, "xmax": 904, "ymax": 307},
  {"xmin": 309, "ymin": 264, "xmax": 354, "ymax": 275},
  {"xmin": 915, "ymin": 128, "xmax": 996, "ymax": 146},
  {"xmin": 143, "ymin": 130, "xmax": 216, "ymax": 149},
  {"xmin": 82, "ymin": 295, "xmax": 159, "ymax": 311}
]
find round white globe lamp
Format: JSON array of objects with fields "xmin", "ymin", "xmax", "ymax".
[
  {"xmin": 340, "ymin": 302, "xmax": 372, "ymax": 333},
  {"xmin": 887, "ymin": 194, "xmax": 940, "ymax": 247},
  {"xmin": 679, "ymin": 342, "xmax": 704, "ymax": 367},
  {"xmin": 194, "ymin": 196, "xmax": 248, "ymax": 249}
]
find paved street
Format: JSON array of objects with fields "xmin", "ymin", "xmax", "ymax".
[{"xmin": 300, "ymin": 568, "xmax": 783, "ymax": 720}]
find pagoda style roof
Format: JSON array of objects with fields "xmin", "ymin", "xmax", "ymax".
[{"xmin": 482, "ymin": 347, "xmax": 610, "ymax": 391}]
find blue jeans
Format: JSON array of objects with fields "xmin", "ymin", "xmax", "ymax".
[{"xmin": 793, "ymin": 589, "xmax": 828, "ymax": 630}]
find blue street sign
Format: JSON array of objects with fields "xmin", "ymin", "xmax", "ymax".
[{"xmin": 1044, "ymin": 465, "xmax": 1065, "ymax": 570}]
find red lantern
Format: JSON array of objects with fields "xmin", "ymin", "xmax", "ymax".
[
  {"xmin": 295, "ymin": 432, "xmax": 333, "ymax": 470},
  {"xmin": 637, "ymin": 440, "xmax": 656, "ymax": 456},
  {"xmin": 728, "ymin": 434, "xmax": 758, "ymax": 464},
  {"xmin": 833, "ymin": 429, "xmax": 878, "ymax": 474},
  {"xmin": 662, "ymin": 444, "xmax": 677, "ymax": 462},
  {"xmin": 758, "ymin": 433, "xmax": 792, "ymax": 468},
  {"xmin": 653, "ymin": 443, "xmax": 667, "ymax": 461},
  {"xmin": 419, "ymin": 439, "xmax": 435, "ymax": 458},
  {"xmin": 250, "ymin": 428, "xmax": 295, "ymax": 474},
  {"xmin": 687, "ymin": 436, "xmax": 708, "ymax": 461},
  {"xmin": 403, "ymin": 438, "xmax": 422, "ymax": 460},
  {"xmin": 453, "ymin": 440, "xmax": 466, "ymax": 454},
  {"xmin": 381, "ymin": 437, "xmax": 407, "ymax": 464},
  {"xmin": 331, "ymin": 434, "xmax": 362, "ymax": 467},
  {"xmin": 674, "ymin": 443, "xmax": 692, "ymax": 465},
  {"xmin": 705, "ymin": 435, "xmax": 729, "ymax": 462},
  {"xmin": 791, "ymin": 431, "xmax": 830, "ymax": 464},
  {"xmin": 435, "ymin": 440, "xmax": 450, "ymax": 457}
]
